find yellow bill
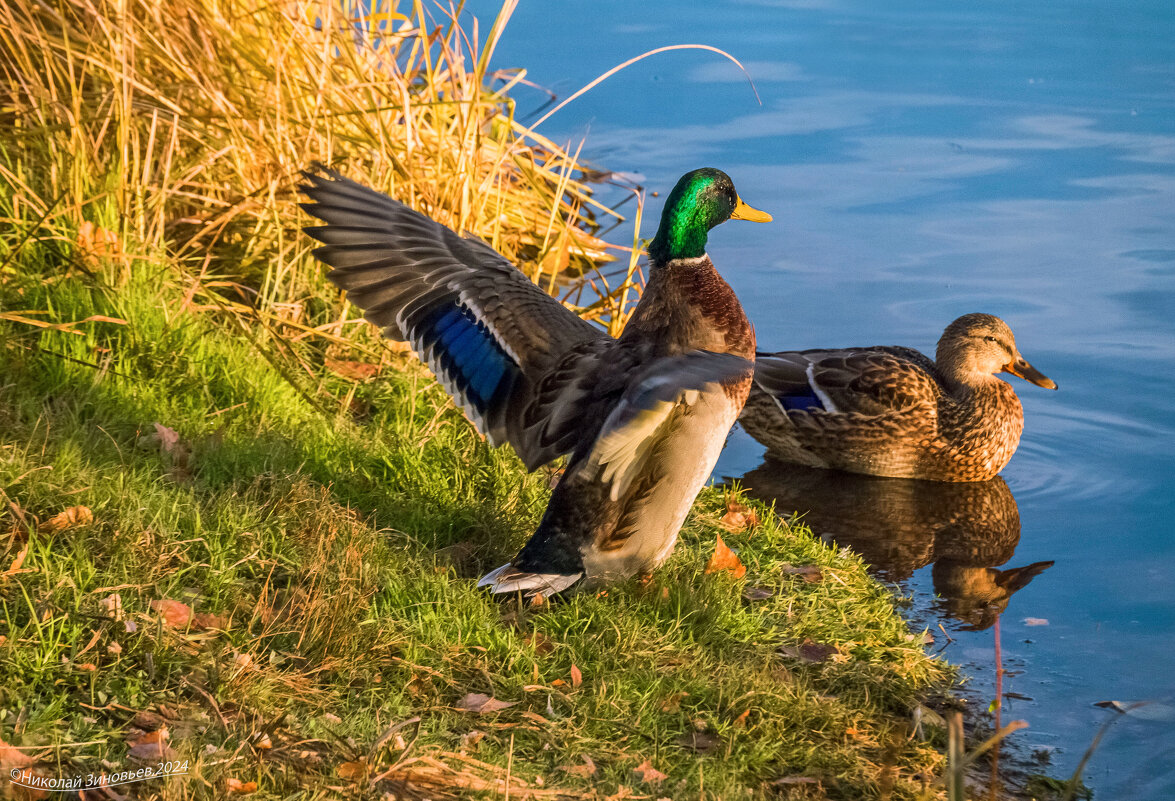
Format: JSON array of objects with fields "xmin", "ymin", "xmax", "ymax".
[{"xmin": 730, "ymin": 197, "xmax": 773, "ymax": 223}]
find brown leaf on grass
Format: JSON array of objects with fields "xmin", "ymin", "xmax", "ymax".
[
  {"xmin": 337, "ymin": 760, "xmax": 367, "ymax": 781},
  {"xmin": 192, "ymin": 612, "xmax": 228, "ymax": 630},
  {"xmin": 325, "ymin": 358, "xmax": 380, "ymax": 381},
  {"xmin": 226, "ymin": 778, "xmax": 258, "ymax": 794},
  {"xmin": 77, "ymin": 221, "xmax": 125, "ymax": 265},
  {"xmin": 524, "ymin": 631, "xmax": 554, "ymax": 655},
  {"xmin": 133, "ymin": 711, "xmax": 166, "ymax": 730},
  {"xmin": 146, "ymin": 424, "xmax": 192, "ymax": 476},
  {"xmin": 2, "ymin": 543, "xmax": 31, "ymax": 579},
  {"xmin": 659, "ymin": 692, "xmax": 688, "ymax": 712},
  {"xmin": 676, "ymin": 730, "xmax": 720, "ymax": 753},
  {"xmin": 569, "ymin": 664, "xmax": 582, "ymax": 688},
  {"xmin": 128, "ymin": 741, "xmax": 177, "ymax": 761},
  {"xmin": 560, "ymin": 754, "xmax": 597, "ymax": 778},
  {"xmin": 742, "ymin": 586, "xmax": 774, "ymax": 601},
  {"xmin": 778, "ymin": 639, "xmax": 840, "ymax": 663},
  {"xmin": 129, "ymin": 728, "xmax": 168, "ymax": 748},
  {"xmin": 99, "ymin": 592, "xmax": 124, "ymax": 620},
  {"xmin": 459, "ymin": 730, "xmax": 485, "ymax": 751},
  {"xmin": 75, "ymin": 662, "xmax": 97, "ymax": 672},
  {"xmin": 7, "ymin": 766, "xmax": 50, "ymax": 801},
  {"xmin": 781, "ymin": 564, "xmax": 824, "ymax": 583},
  {"xmin": 154, "ymin": 424, "xmax": 181, "ymax": 457},
  {"xmin": 0, "ymin": 737, "xmax": 33, "ymax": 769},
  {"xmin": 704, "ymin": 534, "xmax": 746, "ymax": 578},
  {"xmin": 456, "ymin": 693, "xmax": 517, "ymax": 714},
  {"xmin": 721, "ymin": 500, "xmax": 760, "ymax": 532},
  {"xmin": 41, "ymin": 506, "xmax": 93, "ymax": 533},
  {"xmin": 732, "ymin": 709, "xmax": 751, "ymax": 728},
  {"xmin": 151, "ymin": 599, "xmax": 193, "ymax": 628},
  {"xmin": 632, "ymin": 760, "xmax": 667, "ymax": 784}
]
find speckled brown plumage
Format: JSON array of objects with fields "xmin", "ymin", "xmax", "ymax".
[{"xmin": 741, "ymin": 314, "xmax": 1056, "ymax": 482}]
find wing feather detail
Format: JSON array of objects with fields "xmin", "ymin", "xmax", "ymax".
[
  {"xmin": 300, "ymin": 168, "xmax": 609, "ymax": 468},
  {"xmin": 589, "ymin": 351, "xmax": 753, "ymax": 501}
]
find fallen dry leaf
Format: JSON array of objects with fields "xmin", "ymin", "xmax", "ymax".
[
  {"xmin": 524, "ymin": 631, "xmax": 554, "ymax": 655},
  {"xmin": 457, "ymin": 693, "xmax": 517, "ymax": 714},
  {"xmin": 742, "ymin": 586, "xmax": 774, "ymax": 601},
  {"xmin": 704, "ymin": 534, "xmax": 746, "ymax": 578},
  {"xmin": 75, "ymin": 662, "xmax": 97, "ymax": 672},
  {"xmin": 721, "ymin": 500, "xmax": 760, "ymax": 532},
  {"xmin": 133, "ymin": 711, "xmax": 166, "ymax": 730},
  {"xmin": 632, "ymin": 760, "xmax": 667, "ymax": 784},
  {"xmin": 337, "ymin": 760, "xmax": 367, "ymax": 781},
  {"xmin": 0, "ymin": 737, "xmax": 33, "ymax": 769},
  {"xmin": 192, "ymin": 612, "xmax": 228, "ymax": 630},
  {"xmin": 226, "ymin": 777, "xmax": 258, "ymax": 794},
  {"xmin": 676, "ymin": 730, "xmax": 720, "ymax": 753},
  {"xmin": 128, "ymin": 741, "xmax": 177, "ymax": 761},
  {"xmin": 732, "ymin": 709, "xmax": 751, "ymax": 728},
  {"xmin": 459, "ymin": 730, "xmax": 485, "ymax": 751},
  {"xmin": 41, "ymin": 506, "xmax": 93, "ymax": 533},
  {"xmin": 3, "ymin": 543, "xmax": 31, "ymax": 579},
  {"xmin": 151, "ymin": 599, "xmax": 193, "ymax": 628},
  {"xmin": 99, "ymin": 592, "xmax": 124, "ymax": 620},
  {"xmin": 778, "ymin": 639, "xmax": 840, "ymax": 663},
  {"xmin": 77, "ymin": 221, "xmax": 124, "ymax": 266},
  {"xmin": 660, "ymin": 691, "xmax": 688, "ymax": 712},
  {"xmin": 781, "ymin": 564, "xmax": 824, "ymax": 583},
  {"xmin": 129, "ymin": 728, "xmax": 168, "ymax": 748},
  {"xmin": 570, "ymin": 664, "xmax": 583, "ymax": 688},
  {"xmin": 325, "ymin": 358, "xmax": 380, "ymax": 381},
  {"xmin": 154, "ymin": 424, "xmax": 182, "ymax": 457},
  {"xmin": 561, "ymin": 754, "xmax": 597, "ymax": 778}
]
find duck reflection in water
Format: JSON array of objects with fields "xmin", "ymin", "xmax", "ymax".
[{"xmin": 737, "ymin": 461, "xmax": 1053, "ymax": 630}]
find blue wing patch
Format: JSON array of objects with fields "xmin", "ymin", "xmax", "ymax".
[
  {"xmin": 419, "ymin": 305, "xmax": 513, "ymax": 412},
  {"xmin": 779, "ymin": 390, "xmax": 826, "ymax": 412}
]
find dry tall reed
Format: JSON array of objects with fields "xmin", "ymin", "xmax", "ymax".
[{"xmin": 0, "ymin": 0, "xmax": 642, "ymax": 346}]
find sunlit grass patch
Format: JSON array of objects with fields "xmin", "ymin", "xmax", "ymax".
[{"xmin": 0, "ymin": 269, "xmax": 952, "ymax": 798}]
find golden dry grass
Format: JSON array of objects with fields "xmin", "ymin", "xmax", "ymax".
[{"xmin": 0, "ymin": 0, "xmax": 643, "ymax": 343}]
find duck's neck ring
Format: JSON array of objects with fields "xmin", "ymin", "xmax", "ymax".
[{"xmin": 652, "ymin": 253, "xmax": 711, "ymax": 270}]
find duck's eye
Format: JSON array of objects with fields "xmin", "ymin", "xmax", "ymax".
[{"xmin": 983, "ymin": 336, "xmax": 998, "ymax": 343}]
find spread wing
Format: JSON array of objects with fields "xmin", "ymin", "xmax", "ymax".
[{"xmin": 300, "ymin": 167, "xmax": 611, "ymax": 470}]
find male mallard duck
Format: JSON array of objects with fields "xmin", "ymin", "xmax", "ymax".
[
  {"xmin": 740, "ymin": 314, "xmax": 1057, "ymax": 482},
  {"xmin": 300, "ymin": 167, "xmax": 770, "ymax": 595}
]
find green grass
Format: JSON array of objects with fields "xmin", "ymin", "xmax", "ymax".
[{"xmin": 0, "ymin": 240, "xmax": 951, "ymax": 799}]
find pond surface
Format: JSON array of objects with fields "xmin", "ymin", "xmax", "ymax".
[{"xmin": 469, "ymin": 0, "xmax": 1175, "ymax": 796}]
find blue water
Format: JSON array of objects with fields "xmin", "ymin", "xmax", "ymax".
[{"xmin": 468, "ymin": 0, "xmax": 1175, "ymax": 796}]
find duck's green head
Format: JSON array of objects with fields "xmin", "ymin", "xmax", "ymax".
[{"xmin": 647, "ymin": 168, "xmax": 772, "ymax": 264}]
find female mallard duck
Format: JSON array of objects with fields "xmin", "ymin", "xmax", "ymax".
[
  {"xmin": 740, "ymin": 314, "xmax": 1057, "ymax": 482},
  {"xmin": 301, "ymin": 167, "xmax": 770, "ymax": 596}
]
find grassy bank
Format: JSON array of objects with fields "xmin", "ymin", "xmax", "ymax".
[
  {"xmin": 2, "ymin": 0, "xmax": 952, "ymax": 796},
  {"xmin": 0, "ymin": 267, "xmax": 949, "ymax": 799}
]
